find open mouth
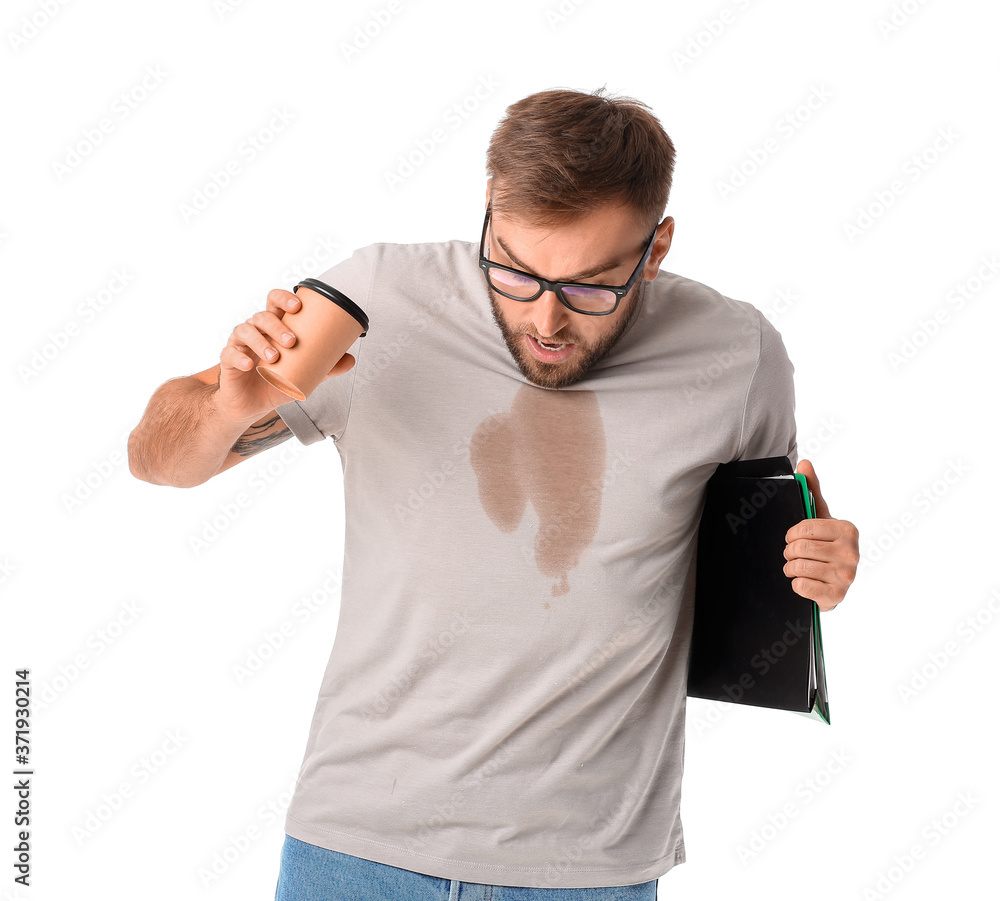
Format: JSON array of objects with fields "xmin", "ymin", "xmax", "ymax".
[{"xmin": 526, "ymin": 333, "xmax": 576, "ymax": 362}]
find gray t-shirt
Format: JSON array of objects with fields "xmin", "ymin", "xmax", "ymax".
[{"xmin": 274, "ymin": 239, "xmax": 797, "ymax": 889}]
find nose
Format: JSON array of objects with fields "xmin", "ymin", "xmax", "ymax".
[{"xmin": 532, "ymin": 290, "xmax": 571, "ymax": 339}]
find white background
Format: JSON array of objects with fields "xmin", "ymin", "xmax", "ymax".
[{"xmin": 2, "ymin": 0, "xmax": 997, "ymax": 899}]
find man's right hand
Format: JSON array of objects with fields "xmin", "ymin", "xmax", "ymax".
[
  {"xmin": 128, "ymin": 288, "xmax": 356, "ymax": 487},
  {"xmin": 217, "ymin": 288, "xmax": 356, "ymax": 423}
]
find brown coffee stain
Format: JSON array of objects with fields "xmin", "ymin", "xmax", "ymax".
[{"xmin": 470, "ymin": 385, "xmax": 607, "ymax": 597}]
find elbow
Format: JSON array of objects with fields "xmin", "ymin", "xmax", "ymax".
[
  {"xmin": 127, "ymin": 430, "xmax": 210, "ymax": 489},
  {"xmin": 127, "ymin": 427, "xmax": 188, "ymax": 487},
  {"xmin": 127, "ymin": 427, "xmax": 152, "ymax": 483}
]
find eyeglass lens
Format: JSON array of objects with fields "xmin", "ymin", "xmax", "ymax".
[{"xmin": 486, "ymin": 268, "xmax": 617, "ymax": 313}]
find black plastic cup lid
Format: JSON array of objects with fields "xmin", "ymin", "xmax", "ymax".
[{"xmin": 294, "ymin": 278, "xmax": 369, "ymax": 336}]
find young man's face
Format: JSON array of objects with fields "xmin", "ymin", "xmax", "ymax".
[{"xmin": 483, "ymin": 199, "xmax": 673, "ymax": 389}]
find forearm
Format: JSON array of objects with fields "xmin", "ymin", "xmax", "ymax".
[{"xmin": 128, "ymin": 376, "xmax": 256, "ymax": 488}]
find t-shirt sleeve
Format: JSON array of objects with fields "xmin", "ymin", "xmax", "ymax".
[
  {"xmin": 275, "ymin": 246, "xmax": 377, "ymax": 446},
  {"xmin": 735, "ymin": 308, "xmax": 798, "ymax": 467}
]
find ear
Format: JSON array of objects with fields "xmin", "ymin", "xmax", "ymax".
[
  {"xmin": 643, "ymin": 216, "xmax": 674, "ymax": 279},
  {"xmin": 485, "ymin": 177, "xmax": 492, "ymax": 209}
]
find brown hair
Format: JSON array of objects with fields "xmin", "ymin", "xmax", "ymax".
[{"xmin": 485, "ymin": 87, "xmax": 676, "ymax": 235}]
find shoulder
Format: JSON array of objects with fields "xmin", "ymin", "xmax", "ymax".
[
  {"xmin": 354, "ymin": 238, "xmax": 478, "ymax": 275},
  {"xmin": 650, "ymin": 269, "xmax": 761, "ymax": 320},
  {"xmin": 326, "ymin": 239, "xmax": 488, "ymax": 345},
  {"xmin": 641, "ymin": 268, "xmax": 772, "ymax": 351},
  {"xmin": 314, "ymin": 237, "xmax": 479, "ymax": 314}
]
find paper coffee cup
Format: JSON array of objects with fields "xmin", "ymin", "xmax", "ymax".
[{"xmin": 256, "ymin": 278, "xmax": 369, "ymax": 401}]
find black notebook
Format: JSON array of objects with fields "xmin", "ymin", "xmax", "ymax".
[{"xmin": 687, "ymin": 456, "xmax": 830, "ymax": 724}]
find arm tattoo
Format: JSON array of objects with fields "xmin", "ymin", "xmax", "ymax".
[{"xmin": 231, "ymin": 415, "xmax": 292, "ymax": 458}]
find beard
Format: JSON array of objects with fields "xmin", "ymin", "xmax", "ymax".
[{"xmin": 487, "ymin": 281, "xmax": 646, "ymax": 389}]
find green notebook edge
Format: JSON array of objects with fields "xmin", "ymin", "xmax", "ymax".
[{"xmin": 792, "ymin": 473, "xmax": 831, "ymax": 725}]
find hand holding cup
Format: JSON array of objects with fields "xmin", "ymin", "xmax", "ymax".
[
  {"xmin": 255, "ymin": 279, "xmax": 369, "ymax": 402},
  {"xmin": 216, "ymin": 284, "xmax": 360, "ymax": 423}
]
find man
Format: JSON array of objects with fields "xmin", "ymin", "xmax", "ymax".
[{"xmin": 129, "ymin": 88, "xmax": 859, "ymax": 899}]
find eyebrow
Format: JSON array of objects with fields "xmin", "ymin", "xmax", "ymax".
[{"xmin": 493, "ymin": 230, "xmax": 627, "ymax": 283}]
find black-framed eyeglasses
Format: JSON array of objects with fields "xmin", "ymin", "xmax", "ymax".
[{"xmin": 478, "ymin": 207, "xmax": 657, "ymax": 316}]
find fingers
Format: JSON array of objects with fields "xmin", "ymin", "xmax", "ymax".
[
  {"xmin": 788, "ymin": 577, "xmax": 843, "ymax": 612},
  {"xmin": 229, "ymin": 308, "xmax": 298, "ymax": 368},
  {"xmin": 795, "ymin": 458, "xmax": 832, "ymax": 519},
  {"xmin": 783, "ymin": 554, "xmax": 856, "ymax": 586},
  {"xmin": 783, "ymin": 519, "xmax": 859, "ymax": 559},
  {"xmin": 221, "ymin": 290, "xmax": 355, "ymax": 383},
  {"xmin": 266, "ymin": 288, "xmax": 302, "ymax": 316},
  {"xmin": 785, "ymin": 524, "xmax": 860, "ymax": 579},
  {"xmin": 785, "ymin": 517, "xmax": 858, "ymax": 545},
  {"xmin": 783, "ymin": 538, "xmax": 857, "ymax": 612},
  {"xmin": 326, "ymin": 353, "xmax": 355, "ymax": 378},
  {"xmin": 783, "ymin": 535, "xmax": 839, "ymax": 563},
  {"xmin": 783, "ymin": 516, "xmax": 859, "ymax": 612},
  {"xmin": 220, "ymin": 342, "xmax": 257, "ymax": 373}
]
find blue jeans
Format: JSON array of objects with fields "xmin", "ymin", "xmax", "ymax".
[{"xmin": 274, "ymin": 835, "xmax": 658, "ymax": 900}]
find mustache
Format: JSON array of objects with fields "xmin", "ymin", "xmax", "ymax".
[
  {"xmin": 487, "ymin": 286, "xmax": 582, "ymax": 345},
  {"xmin": 517, "ymin": 327, "xmax": 580, "ymax": 345}
]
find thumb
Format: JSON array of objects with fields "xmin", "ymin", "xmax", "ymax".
[
  {"xmin": 326, "ymin": 352, "xmax": 356, "ymax": 378},
  {"xmin": 795, "ymin": 458, "xmax": 832, "ymax": 519}
]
